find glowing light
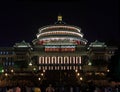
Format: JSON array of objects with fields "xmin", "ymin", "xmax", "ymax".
[
  {"xmin": 29, "ymin": 62, "xmax": 32, "ymax": 66},
  {"xmin": 2, "ymin": 69, "xmax": 4, "ymax": 73},
  {"xmin": 37, "ymin": 31, "xmax": 83, "ymax": 38},
  {"xmin": 41, "ymin": 73, "xmax": 44, "ymax": 76},
  {"xmin": 75, "ymin": 69, "xmax": 78, "ymax": 72},
  {"xmin": 77, "ymin": 73, "xmax": 80, "ymax": 76},
  {"xmin": 38, "ymin": 77, "xmax": 41, "ymax": 80},
  {"xmin": 58, "ymin": 15, "xmax": 62, "ymax": 21},
  {"xmin": 5, "ymin": 73, "xmax": 8, "ymax": 76},
  {"xmin": 80, "ymin": 77, "xmax": 83, "ymax": 80},
  {"xmin": 17, "ymin": 45, "xmax": 28, "ymax": 47},
  {"xmin": 107, "ymin": 69, "xmax": 110, "ymax": 72},
  {"xmin": 33, "ymin": 68, "xmax": 36, "ymax": 71},
  {"xmin": 38, "ymin": 26, "xmax": 81, "ymax": 33},
  {"xmin": 88, "ymin": 62, "xmax": 92, "ymax": 66},
  {"xmin": 11, "ymin": 69, "xmax": 14, "ymax": 72},
  {"xmin": 79, "ymin": 57, "xmax": 81, "ymax": 64},
  {"xmin": 39, "ymin": 37, "xmax": 82, "ymax": 41}
]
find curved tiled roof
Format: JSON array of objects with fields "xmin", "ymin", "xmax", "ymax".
[{"xmin": 33, "ymin": 15, "xmax": 87, "ymax": 45}]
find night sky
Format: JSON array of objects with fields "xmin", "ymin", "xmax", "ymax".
[{"xmin": 0, "ymin": 0, "xmax": 119, "ymax": 47}]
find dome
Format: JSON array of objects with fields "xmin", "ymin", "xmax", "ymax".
[{"xmin": 33, "ymin": 15, "xmax": 87, "ymax": 46}]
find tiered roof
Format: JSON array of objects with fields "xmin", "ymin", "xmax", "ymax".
[{"xmin": 33, "ymin": 15, "xmax": 87, "ymax": 46}]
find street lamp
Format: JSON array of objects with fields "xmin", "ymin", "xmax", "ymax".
[
  {"xmin": 5, "ymin": 73, "xmax": 8, "ymax": 76},
  {"xmin": 11, "ymin": 69, "xmax": 14, "ymax": 73},
  {"xmin": 29, "ymin": 62, "xmax": 32, "ymax": 66},
  {"xmin": 77, "ymin": 73, "xmax": 80, "ymax": 76},
  {"xmin": 88, "ymin": 61, "xmax": 92, "ymax": 66},
  {"xmin": 107, "ymin": 69, "xmax": 110, "ymax": 72},
  {"xmin": 2, "ymin": 69, "xmax": 4, "ymax": 73},
  {"xmin": 33, "ymin": 67, "xmax": 36, "ymax": 71},
  {"xmin": 43, "ymin": 70, "xmax": 45, "ymax": 73},
  {"xmin": 75, "ymin": 69, "xmax": 78, "ymax": 72},
  {"xmin": 80, "ymin": 77, "xmax": 83, "ymax": 81},
  {"xmin": 41, "ymin": 73, "xmax": 44, "ymax": 76},
  {"xmin": 38, "ymin": 77, "xmax": 41, "ymax": 81}
]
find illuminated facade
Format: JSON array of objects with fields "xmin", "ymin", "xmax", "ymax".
[{"xmin": 0, "ymin": 15, "xmax": 117, "ymax": 86}]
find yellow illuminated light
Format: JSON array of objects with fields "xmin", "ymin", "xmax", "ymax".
[
  {"xmin": 2, "ymin": 69, "xmax": 4, "ymax": 73},
  {"xmin": 33, "ymin": 68, "xmax": 36, "ymax": 71},
  {"xmin": 11, "ymin": 69, "xmax": 14, "ymax": 72},
  {"xmin": 37, "ymin": 31, "xmax": 83, "ymax": 38},
  {"xmin": 107, "ymin": 69, "xmax": 110, "ymax": 72},
  {"xmin": 88, "ymin": 62, "xmax": 92, "ymax": 66},
  {"xmin": 43, "ymin": 69, "xmax": 46, "ymax": 72},
  {"xmin": 80, "ymin": 77, "xmax": 83, "ymax": 80},
  {"xmin": 5, "ymin": 73, "xmax": 8, "ymax": 76},
  {"xmin": 58, "ymin": 15, "xmax": 62, "ymax": 21},
  {"xmin": 29, "ymin": 62, "xmax": 32, "ymax": 66},
  {"xmin": 38, "ymin": 26, "xmax": 81, "ymax": 33},
  {"xmin": 38, "ymin": 77, "xmax": 41, "ymax": 80},
  {"xmin": 77, "ymin": 73, "xmax": 80, "ymax": 76},
  {"xmin": 75, "ymin": 69, "xmax": 78, "ymax": 72},
  {"xmin": 41, "ymin": 73, "xmax": 44, "ymax": 76}
]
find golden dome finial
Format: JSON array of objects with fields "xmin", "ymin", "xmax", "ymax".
[{"xmin": 58, "ymin": 15, "xmax": 62, "ymax": 21}]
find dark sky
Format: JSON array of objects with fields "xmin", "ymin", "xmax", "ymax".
[{"xmin": 0, "ymin": 0, "xmax": 119, "ymax": 47}]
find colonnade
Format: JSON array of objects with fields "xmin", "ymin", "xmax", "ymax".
[{"xmin": 39, "ymin": 56, "xmax": 82, "ymax": 70}]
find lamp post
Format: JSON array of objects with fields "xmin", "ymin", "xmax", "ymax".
[{"xmin": 29, "ymin": 62, "xmax": 32, "ymax": 66}]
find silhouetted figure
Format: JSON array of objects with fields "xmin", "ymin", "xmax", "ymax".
[
  {"xmin": 15, "ymin": 87, "xmax": 21, "ymax": 92},
  {"xmin": 46, "ymin": 84, "xmax": 55, "ymax": 92}
]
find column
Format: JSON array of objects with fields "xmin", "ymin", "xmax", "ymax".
[
  {"xmin": 42, "ymin": 57, "xmax": 44, "ymax": 64},
  {"xmin": 70, "ymin": 56, "xmax": 72, "ymax": 64},
  {"xmin": 39, "ymin": 57, "xmax": 41, "ymax": 64},
  {"xmin": 79, "ymin": 57, "xmax": 81, "ymax": 64},
  {"xmin": 76, "ymin": 56, "xmax": 78, "ymax": 64},
  {"xmin": 45, "ymin": 57, "xmax": 47, "ymax": 64},
  {"xmin": 48, "ymin": 57, "xmax": 50, "ymax": 64},
  {"xmin": 73, "ymin": 57, "xmax": 75, "ymax": 64}
]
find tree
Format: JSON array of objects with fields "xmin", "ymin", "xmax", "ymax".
[
  {"xmin": 107, "ymin": 47, "xmax": 120, "ymax": 82},
  {"xmin": 14, "ymin": 60, "xmax": 28, "ymax": 70},
  {"xmin": 0, "ymin": 64, "xmax": 3, "ymax": 73}
]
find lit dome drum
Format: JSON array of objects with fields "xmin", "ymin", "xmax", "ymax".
[{"xmin": 33, "ymin": 15, "xmax": 87, "ymax": 46}]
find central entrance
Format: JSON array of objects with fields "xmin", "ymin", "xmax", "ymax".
[
  {"xmin": 41, "ymin": 70, "xmax": 79, "ymax": 86},
  {"xmin": 37, "ymin": 56, "xmax": 84, "ymax": 85}
]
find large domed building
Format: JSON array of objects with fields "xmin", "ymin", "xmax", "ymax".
[
  {"xmin": 33, "ymin": 15, "xmax": 87, "ymax": 51},
  {"xmin": 0, "ymin": 15, "xmax": 117, "ymax": 87}
]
